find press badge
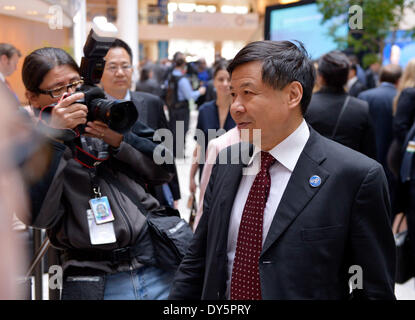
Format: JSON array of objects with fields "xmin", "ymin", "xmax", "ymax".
[
  {"xmin": 89, "ymin": 196, "xmax": 115, "ymax": 225},
  {"xmin": 87, "ymin": 209, "xmax": 116, "ymax": 245}
]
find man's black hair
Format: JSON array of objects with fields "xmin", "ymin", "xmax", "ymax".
[
  {"xmin": 227, "ymin": 40, "xmax": 315, "ymax": 115},
  {"xmin": 318, "ymin": 50, "xmax": 350, "ymax": 90},
  {"xmin": 111, "ymin": 38, "xmax": 133, "ymax": 62}
]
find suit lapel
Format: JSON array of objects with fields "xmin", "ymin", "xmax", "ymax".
[{"xmin": 261, "ymin": 128, "xmax": 330, "ymax": 256}]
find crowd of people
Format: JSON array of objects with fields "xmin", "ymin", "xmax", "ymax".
[{"xmin": 1, "ymin": 35, "xmax": 415, "ymax": 300}]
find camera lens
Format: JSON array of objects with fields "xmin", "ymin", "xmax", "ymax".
[{"xmin": 89, "ymin": 98, "xmax": 138, "ymax": 133}]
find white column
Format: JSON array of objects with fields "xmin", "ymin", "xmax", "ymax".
[
  {"xmin": 117, "ymin": 0, "xmax": 139, "ymax": 82},
  {"xmin": 73, "ymin": 0, "xmax": 87, "ymax": 65}
]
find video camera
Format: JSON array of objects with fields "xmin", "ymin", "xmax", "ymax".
[{"xmin": 76, "ymin": 29, "xmax": 138, "ymax": 133}]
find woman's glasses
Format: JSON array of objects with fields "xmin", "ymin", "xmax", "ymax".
[{"xmin": 38, "ymin": 79, "xmax": 84, "ymax": 98}]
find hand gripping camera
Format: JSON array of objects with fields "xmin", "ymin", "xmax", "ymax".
[{"xmin": 76, "ymin": 29, "xmax": 138, "ymax": 133}]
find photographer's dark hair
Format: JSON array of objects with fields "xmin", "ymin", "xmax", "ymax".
[
  {"xmin": 228, "ymin": 40, "xmax": 315, "ymax": 115},
  {"xmin": 111, "ymin": 38, "xmax": 133, "ymax": 62},
  {"xmin": 22, "ymin": 47, "xmax": 79, "ymax": 93},
  {"xmin": 0, "ymin": 43, "xmax": 21, "ymax": 58},
  {"xmin": 318, "ymin": 51, "xmax": 350, "ymax": 90}
]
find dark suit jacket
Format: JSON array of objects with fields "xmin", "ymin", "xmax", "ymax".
[
  {"xmin": 305, "ymin": 87, "xmax": 377, "ymax": 159},
  {"xmin": 349, "ymin": 80, "xmax": 367, "ymax": 97},
  {"xmin": 130, "ymin": 91, "xmax": 181, "ymax": 201},
  {"xmin": 358, "ymin": 83, "xmax": 397, "ymax": 168},
  {"xmin": 393, "ymin": 87, "xmax": 415, "ymax": 145},
  {"xmin": 169, "ymin": 127, "xmax": 396, "ymax": 300}
]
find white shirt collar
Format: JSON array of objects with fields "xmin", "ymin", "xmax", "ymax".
[
  {"xmin": 347, "ymin": 76, "xmax": 358, "ymax": 90},
  {"xmin": 248, "ymin": 119, "xmax": 310, "ymax": 172},
  {"xmin": 0, "ymin": 72, "xmax": 5, "ymax": 82},
  {"xmin": 106, "ymin": 90, "xmax": 131, "ymax": 101}
]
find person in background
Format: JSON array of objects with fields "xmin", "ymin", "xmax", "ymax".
[
  {"xmin": 358, "ymin": 64, "xmax": 402, "ymax": 218},
  {"xmin": 358, "ymin": 64, "xmax": 402, "ymax": 170},
  {"xmin": 100, "ymin": 39, "xmax": 181, "ymax": 209},
  {"xmin": 392, "ymin": 58, "xmax": 415, "ymax": 145},
  {"xmin": 189, "ymin": 61, "xmax": 235, "ymax": 195},
  {"xmin": 347, "ymin": 64, "xmax": 367, "ymax": 97},
  {"xmin": 348, "ymin": 54, "xmax": 367, "ymax": 87},
  {"xmin": 136, "ymin": 64, "xmax": 163, "ymax": 98},
  {"xmin": 169, "ymin": 56, "xmax": 206, "ymax": 158},
  {"xmin": 306, "ymin": 50, "xmax": 377, "ymax": 159},
  {"xmin": 0, "ymin": 43, "xmax": 21, "ymax": 103},
  {"xmin": 192, "ymin": 126, "xmax": 240, "ymax": 231},
  {"xmin": 365, "ymin": 60, "xmax": 381, "ymax": 89},
  {"xmin": 0, "ymin": 81, "xmax": 28, "ymax": 299}
]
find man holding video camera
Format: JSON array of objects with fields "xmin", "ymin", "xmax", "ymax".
[{"xmin": 18, "ymin": 34, "xmax": 178, "ymax": 299}]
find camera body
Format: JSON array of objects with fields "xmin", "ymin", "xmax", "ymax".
[{"xmin": 77, "ymin": 29, "xmax": 138, "ymax": 133}]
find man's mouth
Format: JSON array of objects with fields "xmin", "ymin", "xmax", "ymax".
[{"xmin": 237, "ymin": 122, "xmax": 251, "ymax": 129}]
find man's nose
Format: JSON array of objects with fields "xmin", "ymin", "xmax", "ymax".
[{"xmin": 230, "ymin": 99, "xmax": 245, "ymax": 115}]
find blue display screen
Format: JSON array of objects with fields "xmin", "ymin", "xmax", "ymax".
[
  {"xmin": 268, "ymin": 2, "xmax": 348, "ymax": 59},
  {"xmin": 383, "ymin": 30, "xmax": 415, "ymax": 68}
]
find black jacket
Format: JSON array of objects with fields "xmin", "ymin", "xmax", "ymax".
[
  {"xmin": 393, "ymin": 87, "xmax": 415, "ymax": 145},
  {"xmin": 24, "ymin": 120, "xmax": 175, "ymax": 273},
  {"xmin": 349, "ymin": 80, "xmax": 367, "ymax": 97},
  {"xmin": 305, "ymin": 87, "xmax": 377, "ymax": 159},
  {"xmin": 130, "ymin": 91, "xmax": 181, "ymax": 202},
  {"xmin": 169, "ymin": 128, "xmax": 395, "ymax": 300},
  {"xmin": 358, "ymin": 82, "xmax": 397, "ymax": 168}
]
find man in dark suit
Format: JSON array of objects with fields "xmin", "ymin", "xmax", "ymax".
[
  {"xmin": 169, "ymin": 41, "xmax": 395, "ymax": 300},
  {"xmin": 305, "ymin": 51, "xmax": 377, "ymax": 159},
  {"xmin": 358, "ymin": 64, "xmax": 402, "ymax": 170},
  {"xmin": 358, "ymin": 64, "xmax": 402, "ymax": 220},
  {"xmin": 347, "ymin": 64, "xmax": 367, "ymax": 97},
  {"xmin": 100, "ymin": 39, "xmax": 181, "ymax": 207}
]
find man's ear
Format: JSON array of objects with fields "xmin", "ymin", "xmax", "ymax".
[
  {"xmin": 286, "ymin": 81, "xmax": 303, "ymax": 110},
  {"xmin": 25, "ymin": 91, "xmax": 40, "ymax": 108}
]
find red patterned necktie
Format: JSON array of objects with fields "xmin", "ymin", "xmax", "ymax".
[{"xmin": 230, "ymin": 151, "xmax": 276, "ymax": 300}]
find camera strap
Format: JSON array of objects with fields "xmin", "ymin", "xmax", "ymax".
[{"xmin": 73, "ymin": 136, "xmax": 110, "ymax": 169}]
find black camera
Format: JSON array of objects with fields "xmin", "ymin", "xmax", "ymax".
[{"xmin": 77, "ymin": 29, "xmax": 138, "ymax": 133}]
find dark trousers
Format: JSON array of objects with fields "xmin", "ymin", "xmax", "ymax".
[{"xmin": 169, "ymin": 103, "xmax": 190, "ymax": 158}]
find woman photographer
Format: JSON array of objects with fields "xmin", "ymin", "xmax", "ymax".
[{"xmin": 19, "ymin": 47, "xmax": 176, "ymax": 300}]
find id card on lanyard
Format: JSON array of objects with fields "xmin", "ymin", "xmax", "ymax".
[{"xmin": 87, "ymin": 168, "xmax": 116, "ymax": 245}]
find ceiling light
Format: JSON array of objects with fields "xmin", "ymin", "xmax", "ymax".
[
  {"xmin": 3, "ymin": 5, "xmax": 16, "ymax": 11},
  {"xmin": 27, "ymin": 10, "xmax": 38, "ymax": 15}
]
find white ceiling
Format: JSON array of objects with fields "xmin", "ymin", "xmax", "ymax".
[{"xmin": 0, "ymin": 0, "xmax": 73, "ymax": 27}]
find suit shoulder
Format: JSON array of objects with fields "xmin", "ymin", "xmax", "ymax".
[
  {"xmin": 198, "ymin": 100, "xmax": 216, "ymax": 114},
  {"xmin": 131, "ymin": 91, "xmax": 163, "ymax": 105},
  {"xmin": 349, "ymin": 96, "xmax": 369, "ymax": 108}
]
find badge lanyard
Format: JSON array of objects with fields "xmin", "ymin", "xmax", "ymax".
[{"xmin": 88, "ymin": 168, "xmax": 115, "ymax": 225}]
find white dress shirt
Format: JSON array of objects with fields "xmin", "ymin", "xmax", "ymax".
[
  {"xmin": 226, "ymin": 119, "xmax": 310, "ymax": 298},
  {"xmin": 0, "ymin": 72, "xmax": 5, "ymax": 83}
]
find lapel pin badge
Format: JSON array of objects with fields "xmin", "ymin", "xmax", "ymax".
[{"xmin": 309, "ymin": 175, "xmax": 321, "ymax": 188}]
